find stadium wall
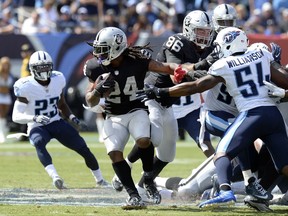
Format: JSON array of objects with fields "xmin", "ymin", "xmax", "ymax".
[{"xmin": 1, "ymin": 33, "xmax": 287, "ymax": 89}]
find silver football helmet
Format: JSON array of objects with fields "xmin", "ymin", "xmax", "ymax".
[
  {"xmin": 91, "ymin": 27, "xmax": 127, "ymax": 66},
  {"xmin": 182, "ymin": 10, "xmax": 214, "ymax": 49},
  {"xmin": 214, "ymin": 27, "xmax": 248, "ymax": 58},
  {"xmin": 212, "ymin": 4, "xmax": 237, "ymax": 33},
  {"xmin": 29, "ymin": 51, "xmax": 53, "ymax": 81}
]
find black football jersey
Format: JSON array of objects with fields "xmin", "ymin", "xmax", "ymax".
[
  {"xmin": 84, "ymin": 56, "xmax": 150, "ymax": 115},
  {"xmin": 145, "ymin": 33, "xmax": 213, "ymax": 107}
]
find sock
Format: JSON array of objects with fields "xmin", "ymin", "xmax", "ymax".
[
  {"xmin": 91, "ymin": 169, "xmax": 104, "ymax": 182},
  {"xmin": 127, "ymin": 144, "xmax": 140, "ymax": 163},
  {"xmin": 45, "ymin": 164, "xmax": 59, "ymax": 179},
  {"xmin": 138, "ymin": 143, "xmax": 154, "ymax": 172},
  {"xmin": 138, "ymin": 156, "xmax": 168, "ymax": 187},
  {"xmin": 112, "ymin": 160, "xmax": 138, "ymax": 197},
  {"xmin": 242, "ymin": 170, "xmax": 254, "ymax": 186},
  {"xmin": 214, "ymin": 156, "xmax": 232, "ymax": 191},
  {"xmin": 125, "ymin": 157, "xmax": 133, "ymax": 169}
]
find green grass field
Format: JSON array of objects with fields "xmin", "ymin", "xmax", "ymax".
[{"xmin": 0, "ymin": 132, "xmax": 287, "ymax": 216}]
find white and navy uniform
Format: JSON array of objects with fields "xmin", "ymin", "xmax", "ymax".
[
  {"xmin": 13, "ymin": 72, "xmax": 100, "ymax": 170},
  {"xmin": 210, "ymin": 46, "xmax": 288, "ymax": 172},
  {"xmin": 84, "ymin": 56, "xmax": 151, "ymax": 154},
  {"xmin": 203, "ymin": 83, "xmax": 238, "ymax": 137}
]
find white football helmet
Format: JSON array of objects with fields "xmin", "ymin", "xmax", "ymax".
[
  {"xmin": 183, "ymin": 10, "xmax": 214, "ymax": 49},
  {"xmin": 29, "ymin": 51, "xmax": 53, "ymax": 81},
  {"xmin": 214, "ymin": 27, "xmax": 248, "ymax": 58},
  {"xmin": 212, "ymin": 4, "xmax": 237, "ymax": 33},
  {"xmin": 91, "ymin": 27, "xmax": 127, "ymax": 66}
]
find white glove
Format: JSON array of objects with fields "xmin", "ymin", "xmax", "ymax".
[
  {"xmin": 263, "ymin": 80, "xmax": 286, "ymax": 98},
  {"xmin": 33, "ymin": 115, "xmax": 50, "ymax": 125}
]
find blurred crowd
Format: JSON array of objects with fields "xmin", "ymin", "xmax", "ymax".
[{"xmin": 0, "ymin": 0, "xmax": 287, "ymax": 37}]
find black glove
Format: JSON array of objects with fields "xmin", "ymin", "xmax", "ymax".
[
  {"xmin": 70, "ymin": 115, "xmax": 89, "ymax": 131},
  {"xmin": 194, "ymin": 49, "xmax": 219, "ymax": 70},
  {"xmin": 140, "ymin": 49, "xmax": 152, "ymax": 59},
  {"xmin": 136, "ymin": 84, "xmax": 160, "ymax": 102},
  {"xmin": 136, "ymin": 83, "xmax": 172, "ymax": 102},
  {"xmin": 94, "ymin": 74, "xmax": 115, "ymax": 97},
  {"xmin": 186, "ymin": 70, "xmax": 207, "ymax": 81},
  {"xmin": 270, "ymin": 42, "xmax": 281, "ymax": 64}
]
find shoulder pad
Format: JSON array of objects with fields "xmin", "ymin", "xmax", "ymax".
[{"xmin": 210, "ymin": 59, "xmax": 227, "ymax": 71}]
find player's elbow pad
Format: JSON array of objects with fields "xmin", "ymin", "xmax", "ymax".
[{"xmin": 12, "ymin": 100, "xmax": 34, "ymax": 124}]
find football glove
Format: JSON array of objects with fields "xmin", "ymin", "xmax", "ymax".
[
  {"xmin": 140, "ymin": 49, "xmax": 152, "ymax": 59},
  {"xmin": 136, "ymin": 84, "xmax": 160, "ymax": 102},
  {"xmin": 263, "ymin": 80, "xmax": 285, "ymax": 98},
  {"xmin": 186, "ymin": 70, "xmax": 207, "ymax": 81},
  {"xmin": 270, "ymin": 42, "xmax": 281, "ymax": 64},
  {"xmin": 33, "ymin": 115, "xmax": 50, "ymax": 125},
  {"xmin": 94, "ymin": 74, "xmax": 115, "ymax": 97},
  {"xmin": 173, "ymin": 65, "xmax": 187, "ymax": 83},
  {"xmin": 70, "ymin": 115, "xmax": 89, "ymax": 131}
]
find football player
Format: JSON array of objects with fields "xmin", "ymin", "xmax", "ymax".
[
  {"xmin": 115, "ymin": 10, "xmax": 216, "ymax": 202},
  {"xmin": 12, "ymin": 51, "xmax": 109, "ymax": 190},
  {"xmin": 84, "ymin": 27, "xmax": 186, "ymax": 209},
  {"xmin": 141, "ymin": 27, "xmax": 288, "ymax": 209}
]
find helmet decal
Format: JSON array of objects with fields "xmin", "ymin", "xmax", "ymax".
[{"xmin": 223, "ymin": 31, "xmax": 240, "ymax": 44}]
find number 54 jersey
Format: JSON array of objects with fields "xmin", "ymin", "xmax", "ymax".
[
  {"xmin": 208, "ymin": 47, "xmax": 275, "ymax": 112},
  {"xmin": 13, "ymin": 71, "xmax": 64, "ymax": 131}
]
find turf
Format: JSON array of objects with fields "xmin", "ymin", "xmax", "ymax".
[{"xmin": 0, "ymin": 132, "xmax": 287, "ymax": 215}]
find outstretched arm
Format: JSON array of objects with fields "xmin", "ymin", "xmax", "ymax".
[{"xmin": 165, "ymin": 74, "xmax": 223, "ymax": 97}]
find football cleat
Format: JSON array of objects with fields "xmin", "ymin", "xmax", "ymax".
[
  {"xmin": 244, "ymin": 195, "xmax": 273, "ymax": 212},
  {"xmin": 111, "ymin": 175, "xmax": 123, "ymax": 192},
  {"xmin": 245, "ymin": 177, "xmax": 273, "ymax": 200},
  {"xmin": 122, "ymin": 195, "xmax": 147, "ymax": 210},
  {"xmin": 96, "ymin": 179, "xmax": 111, "ymax": 187},
  {"xmin": 53, "ymin": 176, "xmax": 65, "ymax": 190},
  {"xmin": 198, "ymin": 190, "xmax": 236, "ymax": 208},
  {"xmin": 143, "ymin": 181, "xmax": 162, "ymax": 204}
]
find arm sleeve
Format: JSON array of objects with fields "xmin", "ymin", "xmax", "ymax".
[{"xmin": 12, "ymin": 100, "xmax": 34, "ymax": 124}]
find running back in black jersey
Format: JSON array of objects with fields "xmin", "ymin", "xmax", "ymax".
[
  {"xmin": 145, "ymin": 33, "xmax": 214, "ymax": 107},
  {"xmin": 84, "ymin": 56, "xmax": 150, "ymax": 115}
]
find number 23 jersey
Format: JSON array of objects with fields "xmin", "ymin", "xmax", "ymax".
[{"xmin": 13, "ymin": 71, "xmax": 64, "ymax": 130}]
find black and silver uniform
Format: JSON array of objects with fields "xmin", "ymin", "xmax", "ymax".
[
  {"xmin": 84, "ymin": 56, "xmax": 150, "ymax": 115},
  {"xmin": 145, "ymin": 33, "xmax": 213, "ymax": 107}
]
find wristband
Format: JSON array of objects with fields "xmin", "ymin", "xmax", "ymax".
[
  {"xmin": 69, "ymin": 114, "xmax": 76, "ymax": 121},
  {"xmin": 158, "ymin": 88, "xmax": 169, "ymax": 98}
]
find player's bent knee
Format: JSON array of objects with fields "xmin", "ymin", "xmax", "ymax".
[
  {"xmin": 136, "ymin": 137, "xmax": 151, "ymax": 148},
  {"xmin": 213, "ymin": 152, "xmax": 227, "ymax": 162}
]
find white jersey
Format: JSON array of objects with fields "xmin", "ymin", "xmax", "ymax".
[
  {"xmin": 208, "ymin": 47, "xmax": 275, "ymax": 112},
  {"xmin": 204, "ymin": 83, "xmax": 238, "ymax": 116},
  {"xmin": 172, "ymin": 94, "xmax": 202, "ymax": 119},
  {"xmin": 13, "ymin": 71, "xmax": 65, "ymax": 132}
]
